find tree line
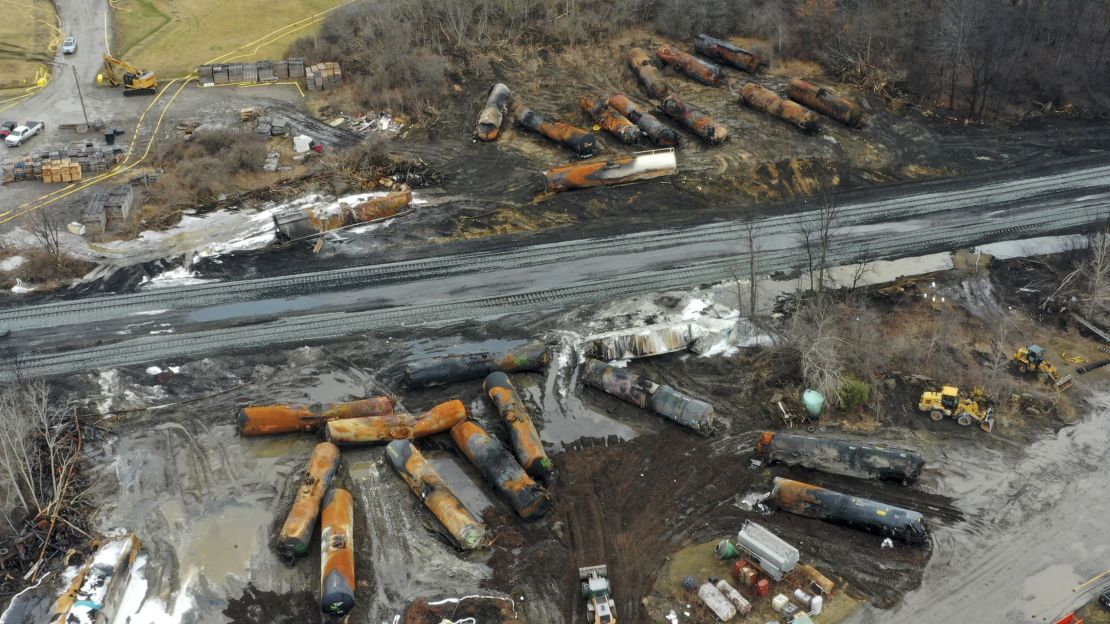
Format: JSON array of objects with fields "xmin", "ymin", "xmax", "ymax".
[{"xmin": 291, "ymin": 0, "xmax": 1110, "ymax": 120}]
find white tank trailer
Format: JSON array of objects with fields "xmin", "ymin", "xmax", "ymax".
[{"xmin": 735, "ymin": 520, "xmax": 799, "ymax": 581}]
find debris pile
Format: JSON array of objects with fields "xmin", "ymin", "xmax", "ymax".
[{"xmin": 49, "ymin": 531, "xmax": 142, "ymax": 624}]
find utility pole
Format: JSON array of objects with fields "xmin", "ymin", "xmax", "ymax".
[{"xmin": 72, "ymin": 65, "xmax": 89, "ymax": 128}]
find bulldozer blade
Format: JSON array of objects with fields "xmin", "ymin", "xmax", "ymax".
[{"xmin": 578, "ymin": 564, "xmax": 608, "ymax": 580}]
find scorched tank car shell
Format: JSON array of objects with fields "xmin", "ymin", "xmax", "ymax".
[{"xmin": 770, "ymin": 477, "xmax": 928, "ymax": 544}]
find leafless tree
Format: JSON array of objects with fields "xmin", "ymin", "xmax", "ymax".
[
  {"xmin": 29, "ymin": 209, "xmax": 62, "ymax": 259},
  {"xmin": 815, "ymin": 194, "xmax": 838, "ymax": 291},
  {"xmin": 745, "ymin": 211, "xmax": 758, "ymax": 320},
  {"xmin": 1079, "ymin": 228, "xmax": 1110, "ymax": 318}
]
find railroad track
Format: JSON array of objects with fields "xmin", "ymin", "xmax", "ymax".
[
  {"xmin": 4, "ymin": 201, "xmax": 1106, "ymax": 381},
  {"xmin": 3, "ymin": 163, "xmax": 1110, "ymax": 331}
]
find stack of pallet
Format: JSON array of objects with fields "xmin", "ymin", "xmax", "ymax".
[
  {"xmin": 80, "ymin": 184, "xmax": 135, "ymax": 235},
  {"xmin": 198, "ymin": 58, "xmax": 308, "ymax": 86},
  {"xmin": 0, "ymin": 143, "xmax": 125, "ymax": 184},
  {"xmin": 304, "ymin": 62, "xmax": 342, "ymax": 91},
  {"xmin": 42, "ymin": 159, "xmax": 83, "ymax": 183}
]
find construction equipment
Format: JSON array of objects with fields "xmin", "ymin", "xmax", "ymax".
[
  {"xmin": 100, "ymin": 54, "xmax": 158, "ymax": 96},
  {"xmin": 918, "ymin": 385, "xmax": 994, "ymax": 432},
  {"xmin": 579, "ymin": 565, "xmax": 617, "ymax": 624},
  {"xmin": 1012, "ymin": 344, "xmax": 1073, "ymax": 390}
]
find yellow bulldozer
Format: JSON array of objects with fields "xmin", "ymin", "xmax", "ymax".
[
  {"xmin": 1012, "ymin": 344, "xmax": 1073, "ymax": 391},
  {"xmin": 99, "ymin": 54, "xmax": 158, "ymax": 96},
  {"xmin": 918, "ymin": 385, "xmax": 995, "ymax": 433}
]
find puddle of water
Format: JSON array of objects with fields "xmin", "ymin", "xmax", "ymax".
[
  {"xmin": 1017, "ymin": 563, "xmax": 1085, "ymax": 620},
  {"xmin": 529, "ymin": 335, "xmax": 638, "ymax": 450},
  {"xmin": 159, "ymin": 498, "xmax": 270, "ymax": 583}
]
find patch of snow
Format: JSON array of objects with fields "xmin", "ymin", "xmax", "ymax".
[
  {"xmin": 112, "ymin": 555, "xmax": 195, "ymax": 624},
  {"xmin": 10, "ymin": 279, "xmax": 34, "ymax": 293},
  {"xmin": 680, "ymin": 298, "xmax": 709, "ymax": 320},
  {"xmin": 0, "ymin": 255, "xmax": 25, "ymax": 272},
  {"xmin": 145, "ymin": 366, "xmax": 163, "ymax": 375},
  {"xmin": 610, "ymin": 359, "xmax": 630, "ymax": 368},
  {"xmin": 97, "ymin": 370, "xmax": 119, "ymax": 415},
  {"xmin": 149, "ymin": 329, "xmax": 175, "ymax": 335},
  {"xmin": 141, "ymin": 267, "xmax": 216, "ymax": 289},
  {"xmin": 131, "ymin": 309, "xmax": 168, "ymax": 316}
]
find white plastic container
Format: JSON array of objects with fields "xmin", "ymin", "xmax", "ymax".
[
  {"xmin": 772, "ymin": 593, "xmax": 790, "ymax": 613},
  {"xmin": 794, "ymin": 588, "xmax": 814, "ymax": 608},
  {"xmin": 715, "ymin": 579, "xmax": 752, "ymax": 615},
  {"xmin": 698, "ymin": 582, "xmax": 737, "ymax": 621},
  {"xmin": 810, "ymin": 594, "xmax": 824, "ymax": 615}
]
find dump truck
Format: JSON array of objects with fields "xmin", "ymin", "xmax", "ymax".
[
  {"xmin": 580, "ymin": 565, "xmax": 617, "ymax": 624},
  {"xmin": 100, "ymin": 54, "xmax": 158, "ymax": 96},
  {"xmin": 1012, "ymin": 344, "xmax": 1073, "ymax": 390},
  {"xmin": 918, "ymin": 385, "xmax": 994, "ymax": 432}
]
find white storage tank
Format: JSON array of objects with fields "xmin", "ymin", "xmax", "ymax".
[
  {"xmin": 714, "ymin": 579, "xmax": 752, "ymax": 615},
  {"xmin": 736, "ymin": 520, "xmax": 800, "ymax": 580},
  {"xmin": 698, "ymin": 582, "xmax": 736, "ymax": 621}
]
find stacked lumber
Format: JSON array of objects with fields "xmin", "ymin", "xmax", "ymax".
[
  {"xmin": 42, "ymin": 159, "xmax": 83, "ymax": 183},
  {"xmin": 1, "ymin": 143, "xmax": 125, "ymax": 184},
  {"xmin": 198, "ymin": 58, "xmax": 308, "ymax": 86},
  {"xmin": 305, "ymin": 62, "xmax": 342, "ymax": 91}
]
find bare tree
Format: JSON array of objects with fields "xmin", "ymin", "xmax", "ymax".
[
  {"xmin": 745, "ymin": 211, "xmax": 758, "ymax": 320},
  {"xmin": 1079, "ymin": 228, "xmax": 1110, "ymax": 318},
  {"xmin": 29, "ymin": 209, "xmax": 62, "ymax": 259},
  {"xmin": 816, "ymin": 193, "xmax": 839, "ymax": 291}
]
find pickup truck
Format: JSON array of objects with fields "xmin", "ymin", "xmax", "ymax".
[{"xmin": 4, "ymin": 121, "xmax": 44, "ymax": 147}]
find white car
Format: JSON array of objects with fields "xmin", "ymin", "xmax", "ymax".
[
  {"xmin": 4, "ymin": 121, "xmax": 44, "ymax": 147},
  {"xmin": 62, "ymin": 37, "xmax": 77, "ymax": 54}
]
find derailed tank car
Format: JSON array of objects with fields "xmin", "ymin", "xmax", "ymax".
[
  {"xmin": 756, "ymin": 432, "xmax": 925, "ymax": 483},
  {"xmin": 786, "ymin": 78, "xmax": 864, "ymax": 127},
  {"xmin": 694, "ymin": 34, "xmax": 769, "ymax": 74},
  {"xmin": 770, "ymin": 477, "xmax": 928, "ymax": 544},
  {"xmin": 516, "ymin": 108, "xmax": 598, "ymax": 157},
  {"xmin": 608, "ymin": 94, "xmax": 680, "ymax": 147},
  {"xmin": 476, "ymin": 83, "xmax": 511, "ymax": 141}
]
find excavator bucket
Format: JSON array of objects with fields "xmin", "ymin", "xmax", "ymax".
[{"xmin": 1054, "ymin": 374, "xmax": 1074, "ymax": 391}]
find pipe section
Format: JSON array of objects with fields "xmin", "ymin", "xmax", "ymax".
[
  {"xmin": 770, "ymin": 477, "xmax": 927, "ymax": 544},
  {"xmin": 661, "ymin": 96, "xmax": 729, "ymax": 144},
  {"xmin": 476, "ymin": 83, "xmax": 511, "ymax": 141},
  {"xmin": 578, "ymin": 95, "xmax": 643, "ymax": 144},
  {"xmin": 277, "ymin": 442, "xmax": 341, "ymax": 561},
  {"xmin": 238, "ymin": 397, "xmax": 394, "ymax": 436},
  {"xmin": 694, "ymin": 34, "xmax": 769, "ymax": 74},
  {"xmin": 450, "ymin": 420, "xmax": 551, "ymax": 520},
  {"xmin": 386, "ymin": 439, "xmax": 487, "ymax": 550},
  {"xmin": 325, "ymin": 400, "xmax": 468, "ymax": 447},
  {"xmin": 516, "ymin": 108, "xmax": 598, "ymax": 157},
  {"xmin": 657, "ymin": 45, "xmax": 723, "ymax": 86},
  {"xmin": 786, "ymin": 79, "xmax": 863, "ymax": 127},
  {"xmin": 756, "ymin": 431, "xmax": 925, "ymax": 483},
  {"xmin": 484, "ymin": 371, "xmax": 553, "ymax": 483},
  {"xmin": 740, "ymin": 83, "xmax": 819, "ymax": 132},
  {"xmin": 628, "ymin": 47, "xmax": 670, "ymax": 99},
  {"xmin": 405, "ymin": 340, "xmax": 549, "ymax": 389},
  {"xmin": 580, "ymin": 358, "xmax": 716, "ymax": 435},
  {"xmin": 319, "ymin": 488, "xmax": 355, "ymax": 621},
  {"xmin": 608, "ymin": 94, "xmax": 679, "ymax": 147},
  {"xmin": 544, "ymin": 149, "xmax": 676, "ymax": 193}
]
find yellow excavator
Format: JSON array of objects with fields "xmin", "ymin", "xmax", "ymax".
[
  {"xmin": 99, "ymin": 54, "xmax": 158, "ymax": 96},
  {"xmin": 919, "ymin": 385, "xmax": 995, "ymax": 433},
  {"xmin": 1012, "ymin": 344, "xmax": 1073, "ymax": 391}
]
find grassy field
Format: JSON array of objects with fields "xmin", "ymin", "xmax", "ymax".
[
  {"xmin": 0, "ymin": 0, "xmax": 59, "ymax": 91},
  {"xmin": 112, "ymin": 0, "xmax": 346, "ymax": 77}
]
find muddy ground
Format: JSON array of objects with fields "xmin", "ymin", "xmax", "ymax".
[{"xmin": 5, "ymin": 249, "xmax": 1108, "ymax": 624}]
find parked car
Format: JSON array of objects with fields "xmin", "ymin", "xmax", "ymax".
[
  {"xmin": 61, "ymin": 36, "xmax": 77, "ymax": 54},
  {"xmin": 4, "ymin": 121, "xmax": 44, "ymax": 147},
  {"xmin": 1100, "ymin": 587, "xmax": 1110, "ymax": 609},
  {"xmin": 0, "ymin": 121, "xmax": 16, "ymax": 138}
]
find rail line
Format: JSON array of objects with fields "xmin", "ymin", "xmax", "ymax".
[
  {"xmin": 3, "ymin": 163, "xmax": 1110, "ymax": 331},
  {"xmin": 4, "ymin": 201, "xmax": 1106, "ymax": 380}
]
